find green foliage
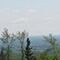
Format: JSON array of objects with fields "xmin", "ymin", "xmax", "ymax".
[
  {"xmin": 40, "ymin": 52, "xmax": 47, "ymax": 60},
  {"xmin": 37, "ymin": 55, "xmax": 60, "ymax": 60},
  {"xmin": 0, "ymin": 46, "xmax": 6, "ymax": 60},
  {"xmin": 0, "ymin": 28, "xmax": 15, "ymax": 60},
  {"xmin": 43, "ymin": 34, "xmax": 60, "ymax": 60},
  {"xmin": 31, "ymin": 56, "xmax": 37, "ymax": 60},
  {"xmin": 16, "ymin": 30, "xmax": 28, "ymax": 60},
  {"xmin": 0, "ymin": 28, "xmax": 60, "ymax": 60},
  {"xmin": 25, "ymin": 38, "xmax": 33, "ymax": 60}
]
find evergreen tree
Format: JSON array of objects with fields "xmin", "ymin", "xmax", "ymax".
[{"xmin": 25, "ymin": 38, "xmax": 33, "ymax": 60}]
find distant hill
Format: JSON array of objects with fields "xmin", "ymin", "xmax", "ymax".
[{"xmin": 0, "ymin": 35, "xmax": 60, "ymax": 56}]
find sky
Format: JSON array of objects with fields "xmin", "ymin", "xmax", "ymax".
[{"xmin": 0, "ymin": 0, "xmax": 60, "ymax": 36}]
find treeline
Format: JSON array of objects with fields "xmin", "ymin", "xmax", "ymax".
[{"xmin": 0, "ymin": 28, "xmax": 60, "ymax": 60}]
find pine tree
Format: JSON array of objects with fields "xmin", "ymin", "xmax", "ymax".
[{"xmin": 25, "ymin": 38, "xmax": 33, "ymax": 60}]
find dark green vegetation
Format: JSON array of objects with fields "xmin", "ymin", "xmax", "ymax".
[
  {"xmin": 0, "ymin": 28, "xmax": 60, "ymax": 60},
  {"xmin": 25, "ymin": 38, "xmax": 33, "ymax": 60}
]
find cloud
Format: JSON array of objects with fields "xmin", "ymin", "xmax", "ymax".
[
  {"xmin": 0, "ymin": 9, "xmax": 7, "ymax": 13},
  {"xmin": 26, "ymin": 9, "xmax": 37, "ymax": 15},
  {"xmin": 44, "ymin": 17, "xmax": 54, "ymax": 21},
  {"xmin": 14, "ymin": 9, "xmax": 20, "ymax": 13},
  {"xmin": 0, "ymin": 8, "xmax": 9, "ymax": 13},
  {"xmin": 29, "ymin": 9, "xmax": 37, "ymax": 13},
  {"xmin": 0, "ymin": 10, "xmax": 4, "ymax": 13},
  {"xmin": 11, "ymin": 18, "xmax": 28, "ymax": 23}
]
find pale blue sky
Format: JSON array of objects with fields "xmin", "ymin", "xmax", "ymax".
[{"xmin": 0, "ymin": 0, "xmax": 60, "ymax": 36}]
